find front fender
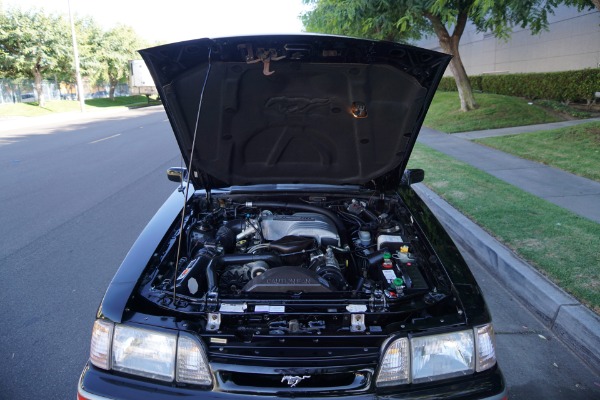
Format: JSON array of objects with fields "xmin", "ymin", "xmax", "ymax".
[{"xmin": 97, "ymin": 186, "xmax": 193, "ymax": 322}]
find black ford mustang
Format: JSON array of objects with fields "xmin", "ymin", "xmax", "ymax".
[{"xmin": 78, "ymin": 34, "xmax": 507, "ymax": 399}]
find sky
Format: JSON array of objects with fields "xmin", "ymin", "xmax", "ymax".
[{"xmin": 2, "ymin": 0, "xmax": 310, "ymax": 44}]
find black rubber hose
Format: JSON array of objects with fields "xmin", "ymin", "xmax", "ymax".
[
  {"xmin": 205, "ymin": 254, "xmax": 281, "ymax": 291},
  {"xmin": 361, "ymin": 208, "xmax": 379, "ymax": 223},
  {"xmin": 247, "ymin": 201, "xmax": 350, "ymax": 246},
  {"xmin": 353, "ymin": 277, "xmax": 365, "ymax": 298}
]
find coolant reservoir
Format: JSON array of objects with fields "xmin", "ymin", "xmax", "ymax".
[{"xmin": 358, "ymin": 231, "xmax": 372, "ymax": 246}]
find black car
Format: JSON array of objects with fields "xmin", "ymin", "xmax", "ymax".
[{"xmin": 78, "ymin": 34, "xmax": 507, "ymax": 400}]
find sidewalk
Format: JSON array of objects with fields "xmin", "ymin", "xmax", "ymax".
[
  {"xmin": 416, "ymin": 119, "xmax": 600, "ymax": 373},
  {"xmin": 418, "ymin": 124, "xmax": 600, "ymax": 224}
]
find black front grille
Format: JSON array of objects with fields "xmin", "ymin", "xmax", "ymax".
[
  {"xmin": 216, "ymin": 368, "xmax": 374, "ymax": 394},
  {"xmin": 227, "ymin": 371, "xmax": 357, "ymax": 388}
]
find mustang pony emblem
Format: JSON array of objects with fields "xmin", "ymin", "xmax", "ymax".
[{"xmin": 281, "ymin": 375, "xmax": 311, "ymax": 387}]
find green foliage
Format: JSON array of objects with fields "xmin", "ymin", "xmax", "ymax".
[
  {"xmin": 75, "ymin": 16, "xmax": 105, "ymax": 82},
  {"xmin": 0, "ymin": 6, "xmax": 146, "ymax": 104},
  {"xmin": 302, "ymin": 0, "xmax": 582, "ymax": 45},
  {"xmin": 98, "ymin": 25, "xmax": 146, "ymax": 99},
  {"xmin": 437, "ymin": 69, "xmax": 600, "ymax": 104},
  {"xmin": 561, "ymin": 0, "xmax": 600, "ymax": 12},
  {"xmin": 301, "ymin": 0, "xmax": 421, "ymax": 41},
  {"xmin": 533, "ymin": 99, "xmax": 593, "ymax": 118},
  {"xmin": 437, "ymin": 76, "xmax": 459, "ymax": 91},
  {"xmin": 0, "ymin": 8, "xmax": 71, "ymax": 79}
]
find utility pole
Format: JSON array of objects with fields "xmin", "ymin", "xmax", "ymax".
[{"xmin": 68, "ymin": 0, "xmax": 85, "ymax": 112}]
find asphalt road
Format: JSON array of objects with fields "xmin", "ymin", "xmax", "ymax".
[
  {"xmin": 0, "ymin": 107, "xmax": 179, "ymax": 398},
  {"xmin": 0, "ymin": 107, "xmax": 598, "ymax": 399}
]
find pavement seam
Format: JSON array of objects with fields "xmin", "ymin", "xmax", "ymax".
[{"xmin": 550, "ymin": 304, "xmax": 583, "ymax": 330}]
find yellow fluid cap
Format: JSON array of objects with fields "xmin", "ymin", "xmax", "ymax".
[{"xmin": 400, "ymin": 245, "xmax": 409, "ymax": 253}]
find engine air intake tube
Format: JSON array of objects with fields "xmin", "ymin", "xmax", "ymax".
[{"xmin": 245, "ymin": 201, "xmax": 349, "ymax": 246}]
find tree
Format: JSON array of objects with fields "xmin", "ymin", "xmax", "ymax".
[
  {"xmin": 0, "ymin": 8, "xmax": 71, "ymax": 107},
  {"xmin": 73, "ymin": 16, "xmax": 105, "ymax": 91},
  {"xmin": 97, "ymin": 25, "xmax": 145, "ymax": 100},
  {"xmin": 302, "ymin": 0, "xmax": 594, "ymax": 112},
  {"xmin": 572, "ymin": 0, "xmax": 600, "ymax": 11}
]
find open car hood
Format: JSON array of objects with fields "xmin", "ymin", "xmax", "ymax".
[{"xmin": 140, "ymin": 35, "xmax": 450, "ymax": 191}]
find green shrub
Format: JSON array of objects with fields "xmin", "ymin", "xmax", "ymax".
[
  {"xmin": 438, "ymin": 76, "xmax": 458, "ymax": 91},
  {"xmin": 436, "ymin": 69, "xmax": 600, "ymax": 104},
  {"xmin": 533, "ymin": 99, "xmax": 593, "ymax": 118}
]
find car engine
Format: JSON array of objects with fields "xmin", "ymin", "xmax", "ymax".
[{"xmin": 138, "ymin": 192, "xmax": 443, "ymax": 322}]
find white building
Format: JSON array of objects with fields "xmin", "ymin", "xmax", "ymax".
[{"xmin": 414, "ymin": 5, "xmax": 600, "ymax": 75}]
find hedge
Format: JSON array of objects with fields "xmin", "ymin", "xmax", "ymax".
[{"xmin": 438, "ymin": 69, "xmax": 600, "ymax": 104}]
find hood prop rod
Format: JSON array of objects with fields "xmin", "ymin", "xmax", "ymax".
[{"xmin": 173, "ymin": 46, "xmax": 213, "ymax": 303}]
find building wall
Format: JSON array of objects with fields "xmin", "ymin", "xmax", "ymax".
[{"xmin": 414, "ymin": 5, "xmax": 600, "ymax": 75}]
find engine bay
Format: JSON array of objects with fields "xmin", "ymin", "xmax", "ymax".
[{"xmin": 136, "ymin": 191, "xmax": 459, "ymax": 334}]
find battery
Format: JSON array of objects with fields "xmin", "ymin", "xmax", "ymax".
[{"xmin": 372, "ymin": 253, "xmax": 404, "ymax": 291}]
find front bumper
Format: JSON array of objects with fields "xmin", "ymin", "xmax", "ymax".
[{"xmin": 78, "ymin": 362, "xmax": 507, "ymax": 400}]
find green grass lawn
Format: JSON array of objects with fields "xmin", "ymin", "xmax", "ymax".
[
  {"xmin": 408, "ymin": 143, "xmax": 600, "ymax": 313},
  {"xmin": 0, "ymin": 95, "xmax": 152, "ymax": 117},
  {"xmin": 475, "ymin": 121, "xmax": 600, "ymax": 182},
  {"xmin": 424, "ymin": 92, "xmax": 562, "ymax": 133}
]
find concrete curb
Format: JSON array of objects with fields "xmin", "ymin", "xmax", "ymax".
[{"xmin": 412, "ymin": 183, "xmax": 600, "ymax": 373}]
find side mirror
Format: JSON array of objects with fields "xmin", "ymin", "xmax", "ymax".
[
  {"xmin": 401, "ymin": 168, "xmax": 425, "ymax": 186},
  {"xmin": 167, "ymin": 167, "xmax": 187, "ymax": 183}
]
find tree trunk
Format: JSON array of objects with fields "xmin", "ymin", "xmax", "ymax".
[
  {"xmin": 33, "ymin": 65, "xmax": 45, "ymax": 107},
  {"xmin": 592, "ymin": 0, "xmax": 600, "ymax": 12},
  {"xmin": 109, "ymin": 76, "xmax": 118, "ymax": 101},
  {"xmin": 425, "ymin": 12, "xmax": 477, "ymax": 112},
  {"xmin": 443, "ymin": 40, "xmax": 477, "ymax": 111}
]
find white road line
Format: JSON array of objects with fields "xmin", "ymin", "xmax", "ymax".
[{"xmin": 89, "ymin": 134, "xmax": 121, "ymax": 144}]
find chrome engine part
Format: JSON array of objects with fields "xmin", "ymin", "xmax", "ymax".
[{"xmin": 260, "ymin": 212, "xmax": 340, "ymax": 245}]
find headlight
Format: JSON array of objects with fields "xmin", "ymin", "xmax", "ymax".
[
  {"xmin": 112, "ymin": 325, "xmax": 177, "ymax": 382},
  {"xmin": 88, "ymin": 320, "xmax": 213, "ymax": 386},
  {"xmin": 376, "ymin": 324, "xmax": 497, "ymax": 387},
  {"xmin": 411, "ymin": 330, "xmax": 474, "ymax": 383}
]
